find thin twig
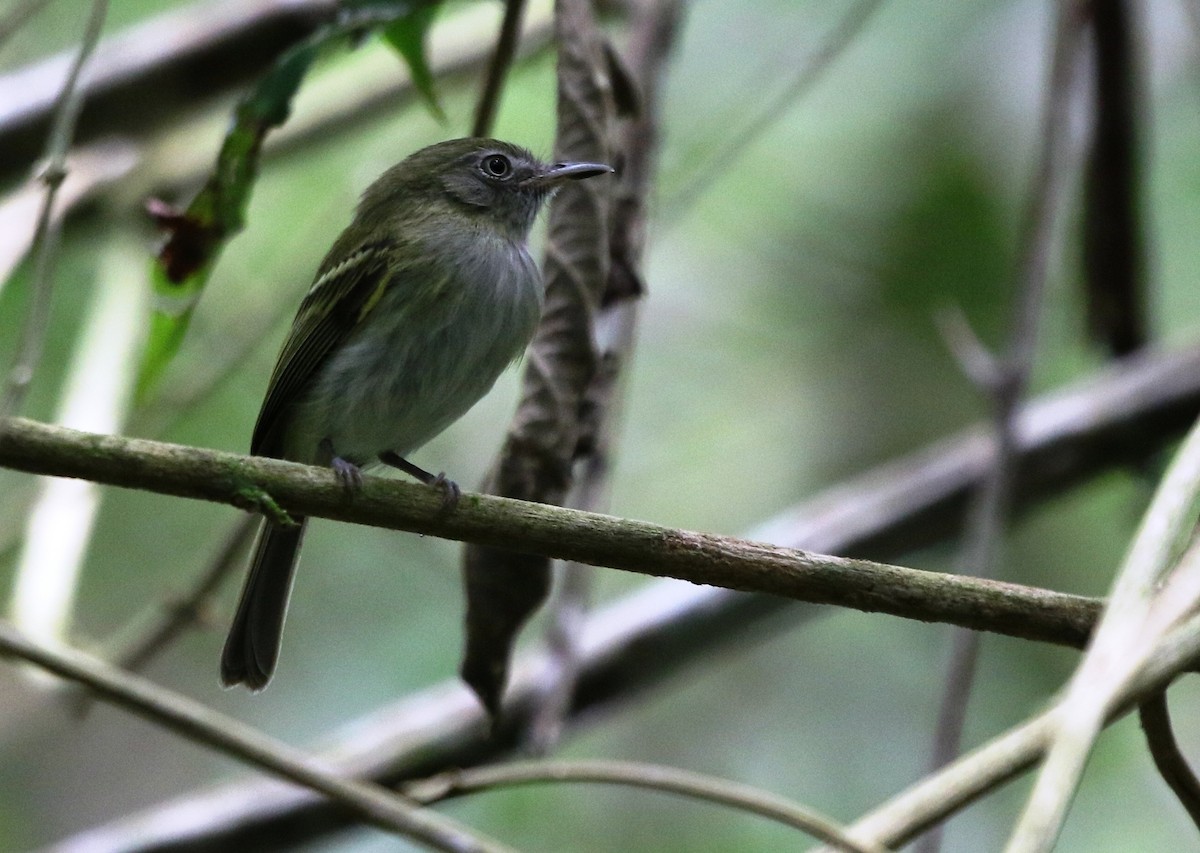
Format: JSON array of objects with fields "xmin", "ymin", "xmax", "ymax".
[
  {"xmin": 0, "ymin": 620, "xmax": 511, "ymax": 853},
  {"xmin": 0, "ymin": 138, "xmax": 139, "ymax": 289},
  {"xmin": 0, "ymin": 0, "xmax": 109, "ymax": 421},
  {"xmin": 815, "ymin": 611, "xmax": 1200, "ymax": 852},
  {"xmin": 471, "ymin": 0, "xmax": 527, "ymax": 136},
  {"xmin": 528, "ymin": 559, "xmax": 590, "ymax": 750},
  {"xmin": 665, "ymin": 0, "xmax": 885, "ymax": 217},
  {"xmin": 1083, "ymin": 0, "xmax": 1147, "ymax": 356},
  {"xmin": 406, "ymin": 759, "xmax": 890, "ymax": 853},
  {"xmin": 919, "ymin": 4, "xmax": 1089, "ymax": 849},
  {"xmin": 107, "ymin": 514, "xmax": 259, "ymax": 674},
  {"xmin": 1139, "ymin": 689, "xmax": 1200, "ymax": 831},
  {"xmin": 9, "ymin": 231, "xmax": 146, "ymax": 647}
]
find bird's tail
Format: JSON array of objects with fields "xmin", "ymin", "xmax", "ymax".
[{"xmin": 220, "ymin": 517, "xmax": 307, "ymax": 690}]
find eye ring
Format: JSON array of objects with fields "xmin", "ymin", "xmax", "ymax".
[{"xmin": 481, "ymin": 154, "xmax": 512, "ymax": 178}]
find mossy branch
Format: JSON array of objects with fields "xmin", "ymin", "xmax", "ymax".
[{"xmin": 0, "ymin": 415, "xmax": 1100, "ymax": 649}]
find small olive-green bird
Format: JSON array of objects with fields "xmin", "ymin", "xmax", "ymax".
[{"xmin": 221, "ymin": 138, "xmax": 612, "ymax": 690}]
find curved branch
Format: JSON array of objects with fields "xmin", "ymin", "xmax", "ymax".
[
  {"xmin": 1139, "ymin": 689, "xmax": 1200, "ymax": 831},
  {"xmin": 406, "ymin": 759, "xmax": 889, "ymax": 853}
]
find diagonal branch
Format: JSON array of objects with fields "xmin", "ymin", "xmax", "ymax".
[
  {"xmin": 0, "ymin": 0, "xmax": 338, "ymax": 180},
  {"xmin": 817, "ymin": 611, "xmax": 1200, "ymax": 852},
  {"xmin": 0, "ymin": 620, "xmax": 509, "ymax": 853},
  {"xmin": 471, "ymin": 0, "xmax": 528, "ymax": 137},
  {"xmin": 1139, "ymin": 689, "xmax": 1200, "ymax": 831}
]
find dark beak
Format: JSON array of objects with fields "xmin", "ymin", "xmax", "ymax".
[{"xmin": 525, "ymin": 161, "xmax": 614, "ymax": 187}]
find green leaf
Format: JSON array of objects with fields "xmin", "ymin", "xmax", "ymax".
[
  {"xmin": 381, "ymin": 2, "xmax": 445, "ymax": 122},
  {"xmin": 137, "ymin": 39, "xmax": 326, "ymax": 401},
  {"xmin": 137, "ymin": 256, "xmax": 215, "ymax": 401}
]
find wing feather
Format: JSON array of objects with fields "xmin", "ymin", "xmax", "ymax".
[{"xmin": 251, "ymin": 242, "xmax": 393, "ymax": 456}]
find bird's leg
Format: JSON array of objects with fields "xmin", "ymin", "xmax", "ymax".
[
  {"xmin": 319, "ymin": 437, "xmax": 363, "ymax": 492},
  {"xmin": 378, "ymin": 450, "xmax": 460, "ymax": 512}
]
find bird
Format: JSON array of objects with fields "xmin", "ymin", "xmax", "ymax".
[{"xmin": 220, "ymin": 137, "xmax": 612, "ymax": 690}]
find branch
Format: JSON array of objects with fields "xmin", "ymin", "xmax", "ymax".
[
  {"xmin": 1139, "ymin": 690, "xmax": 1200, "ymax": 831},
  {"xmin": 471, "ymin": 0, "xmax": 528, "ymax": 136},
  {"xmin": 46, "ymin": 342, "xmax": 1200, "ymax": 850},
  {"xmin": 666, "ymin": 0, "xmax": 885, "ymax": 216},
  {"xmin": 818, "ymin": 611, "xmax": 1200, "ymax": 851},
  {"xmin": 1009, "ymin": 400, "xmax": 1200, "ymax": 849},
  {"xmin": 0, "ymin": 0, "xmax": 337, "ymax": 180},
  {"xmin": 1083, "ymin": 0, "xmax": 1148, "ymax": 356},
  {"xmin": 0, "ymin": 414, "xmax": 1101, "ymax": 649},
  {"xmin": 104, "ymin": 515, "xmax": 258, "ymax": 675},
  {"xmin": 1, "ymin": 0, "xmax": 109, "ymax": 420},
  {"xmin": 0, "ymin": 620, "xmax": 510, "ymax": 853},
  {"xmin": 406, "ymin": 759, "xmax": 888, "ymax": 853}
]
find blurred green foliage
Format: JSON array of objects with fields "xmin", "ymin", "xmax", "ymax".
[{"xmin": 2, "ymin": 0, "xmax": 1199, "ymax": 851}]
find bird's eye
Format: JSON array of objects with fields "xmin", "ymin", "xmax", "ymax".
[{"xmin": 482, "ymin": 154, "xmax": 512, "ymax": 178}]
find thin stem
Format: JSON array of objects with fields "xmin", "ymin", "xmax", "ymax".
[
  {"xmin": 1139, "ymin": 689, "xmax": 1200, "ymax": 831},
  {"xmin": 1082, "ymin": 0, "xmax": 1147, "ymax": 356},
  {"xmin": 1, "ymin": 0, "xmax": 109, "ymax": 421},
  {"xmin": 471, "ymin": 0, "xmax": 527, "ymax": 136},
  {"xmin": 406, "ymin": 759, "xmax": 890, "ymax": 853},
  {"xmin": 919, "ymin": 4, "xmax": 1088, "ymax": 847},
  {"xmin": 527, "ymin": 560, "xmax": 590, "ymax": 750},
  {"xmin": 0, "ymin": 620, "xmax": 511, "ymax": 853},
  {"xmin": 665, "ymin": 0, "xmax": 885, "ymax": 217}
]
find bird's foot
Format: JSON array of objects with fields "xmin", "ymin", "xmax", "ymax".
[
  {"xmin": 429, "ymin": 471, "xmax": 461, "ymax": 513},
  {"xmin": 331, "ymin": 456, "xmax": 364, "ymax": 492},
  {"xmin": 379, "ymin": 450, "xmax": 460, "ymax": 513},
  {"xmin": 321, "ymin": 438, "xmax": 363, "ymax": 493}
]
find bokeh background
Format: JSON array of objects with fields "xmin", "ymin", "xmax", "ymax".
[{"xmin": 2, "ymin": 0, "xmax": 1200, "ymax": 849}]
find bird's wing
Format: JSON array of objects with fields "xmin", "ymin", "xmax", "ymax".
[{"xmin": 251, "ymin": 242, "xmax": 395, "ymax": 457}]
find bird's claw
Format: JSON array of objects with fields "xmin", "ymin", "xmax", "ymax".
[
  {"xmin": 431, "ymin": 472, "xmax": 460, "ymax": 514},
  {"xmin": 331, "ymin": 456, "xmax": 363, "ymax": 493}
]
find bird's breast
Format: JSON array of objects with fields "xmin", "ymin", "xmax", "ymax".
[{"xmin": 284, "ymin": 238, "xmax": 543, "ymax": 465}]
